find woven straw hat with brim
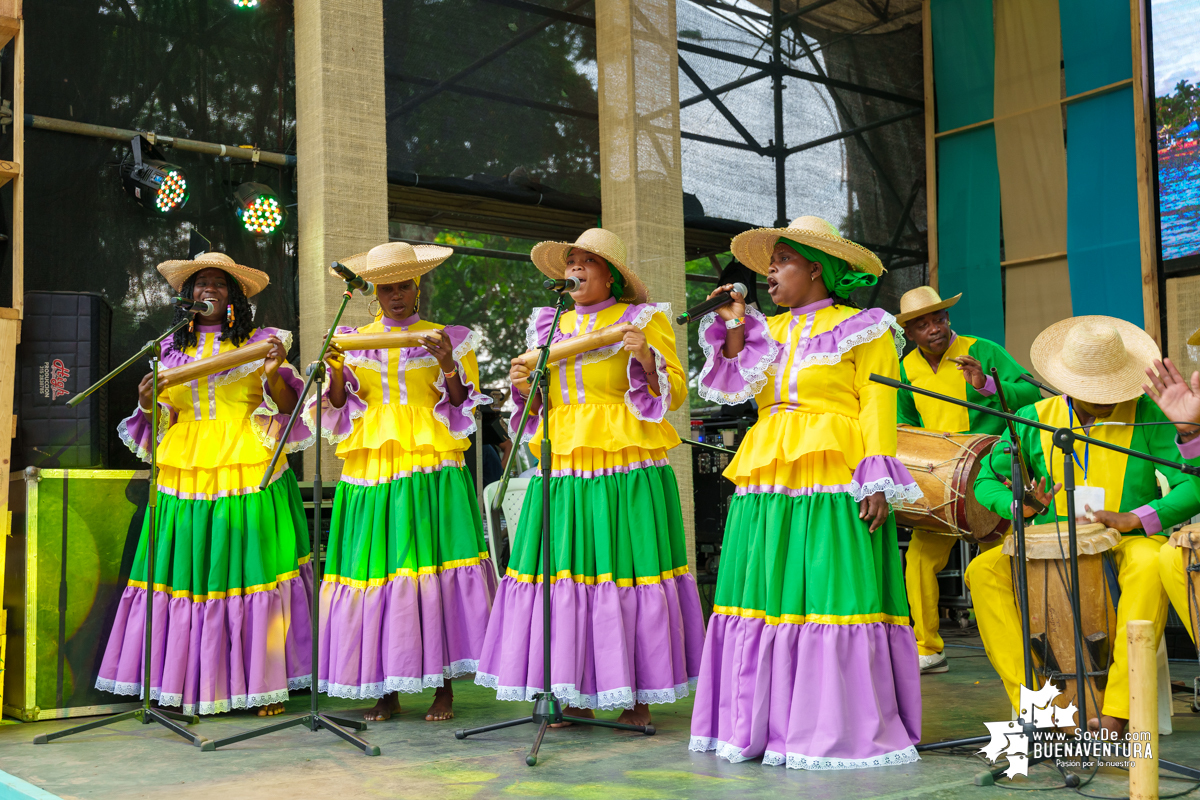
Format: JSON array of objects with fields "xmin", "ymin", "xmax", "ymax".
[
  {"xmin": 157, "ymin": 252, "xmax": 270, "ymax": 298},
  {"xmin": 529, "ymin": 228, "xmax": 648, "ymax": 305},
  {"xmin": 731, "ymin": 215, "xmax": 885, "ymax": 277},
  {"xmin": 336, "ymin": 241, "xmax": 454, "ymax": 286},
  {"xmin": 1030, "ymin": 316, "xmax": 1162, "ymax": 405},
  {"xmin": 895, "ymin": 286, "xmax": 963, "ymax": 325}
]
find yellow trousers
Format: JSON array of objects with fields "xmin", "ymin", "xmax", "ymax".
[
  {"xmin": 1159, "ymin": 542, "xmax": 1198, "ymax": 644},
  {"xmin": 964, "ymin": 534, "xmax": 1168, "ymax": 719},
  {"xmin": 906, "ymin": 529, "xmax": 999, "ymax": 655}
]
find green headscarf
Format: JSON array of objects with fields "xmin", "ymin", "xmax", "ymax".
[
  {"xmin": 779, "ymin": 238, "xmax": 877, "ymax": 299},
  {"xmin": 606, "ymin": 262, "xmax": 626, "ymax": 300}
]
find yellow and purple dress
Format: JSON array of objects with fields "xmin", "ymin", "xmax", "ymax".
[
  {"xmin": 313, "ymin": 313, "xmax": 497, "ymax": 698},
  {"xmin": 689, "ymin": 299, "xmax": 923, "ymax": 769},
  {"xmin": 97, "ymin": 325, "xmax": 315, "ymax": 715},
  {"xmin": 475, "ymin": 297, "xmax": 706, "ymax": 710}
]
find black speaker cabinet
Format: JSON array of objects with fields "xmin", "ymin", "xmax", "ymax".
[{"xmin": 17, "ymin": 291, "xmax": 112, "ymax": 468}]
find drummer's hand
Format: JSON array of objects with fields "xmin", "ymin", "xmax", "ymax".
[
  {"xmin": 509, "ymin": 358, "xmax": 532, "ymax": 396},
  {"xmin": 859, "ymin": 491, "xmax": 889, "ymax": 534},
  {"xmin": 710, "ymin": 284, "xmax": 746, "ymax": 322},
  {"xmin": 622, "ymin": 329, "xmax": 652, "ymax": 365},
  {"xmin": 1085, "ymin": 509, "xmax": 1143, "ymax": 533},
  {"xmin": 263, "ymin": 335, "xmax": 287, "ymax": 379},
  {"xmin": 421, "ymin": 331, "xmax": 456, "ymax": 374},
  {"xmin": 1143, "ymin": 358, "xmax": 1200, "ymax": 441},
  {"xmin": 952, "ymin": 355, "xmax": 987, "ymax": 390},
  {"xmin": 1024, "ymin": 476, "xmax": 1062, "ymax": 518},
  {"xmin": 137, "ymin": 373, "xmax": 156, "ymax": 413}
]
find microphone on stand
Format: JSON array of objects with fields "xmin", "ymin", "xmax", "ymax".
[
  {"xmin": 173, "ymin": 297, "xmax": 216, "ymax": 316},
  {"xmin": 331, "ymin": 262, "xmax": 376, "ymax": 295},
  {"xmin": 675, "ymin": 282, "xmax": 748, "ymax": 325},
  {"xmin": 544, "ymin": 277, "xmax": 581, "ymax": 293},
  {"xmin": 1019, "ymin": 373, "xmax": 1060, "ymax": 396}
]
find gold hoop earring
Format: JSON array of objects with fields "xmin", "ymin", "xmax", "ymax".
[{"xmin": 368, "ymin": 297, "xmax": 382, "ymax": 318}]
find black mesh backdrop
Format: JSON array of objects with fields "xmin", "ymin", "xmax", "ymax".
[{"xmin": 12, "ymin": 0, "xmax": 298, "ymax": 469}]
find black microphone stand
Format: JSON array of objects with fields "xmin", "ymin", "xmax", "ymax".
[
  {"xmin": 203, "ymin": 276, "xmax": 379, "ymax": 756},
  {"xmin": 455, "ymin": 286, "xmax": 655, "ymax": 766},
  {"xmin": 874, "ymin": 374, "xmax": 1200, "ymax": 782},
  {"xmin": 36, "ymin": 314, "xmax": 208, "ymax": 747}
]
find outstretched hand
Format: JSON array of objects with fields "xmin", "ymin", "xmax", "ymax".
[{"xmin": 1143, "ymin": 358, "xmax": 1200, "ymax": 441}]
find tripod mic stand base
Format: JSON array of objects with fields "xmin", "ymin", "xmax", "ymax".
[
  {"xmin": 205, "ymin": 711, "xmax": 379, "ymax": 756},
  {"xmin": 32, "ymin": 706, "xmax": 209, "ymax": 748},
  {"xmin": 455, "ymin": 691, "xmax": 655, "ymax": 767}
]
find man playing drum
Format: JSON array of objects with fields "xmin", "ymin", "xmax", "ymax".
[
  {"xmin": 896, "ymin": 286, "xmax": 1041, "ymax": 674},
  {"xmin": 969, "ymin": 316, "xmax": 1200, "ymax": 736}
]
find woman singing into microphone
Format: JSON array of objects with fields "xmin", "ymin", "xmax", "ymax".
[
  {"xmin": 475, "ymin": 228, "xmax": 705, "ymax": 728},
  {"xmin": 97, "ymin": 252, "xmax": 315, "ymax": 717},
  {"xmin": 689, "ymin": 217, "xmax": 922, "ymax": 769},
  {"xmin": 313, "ymin": 242, "xmax": 495, "ymax": 722}
]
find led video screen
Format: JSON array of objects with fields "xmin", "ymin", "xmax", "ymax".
[{"xmin": 1153, "ymin": 0, "xmax": 1200, "ymax": 263}]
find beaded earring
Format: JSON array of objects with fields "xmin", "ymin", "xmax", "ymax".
[
  {"xmin": 188, "ymin": 318, "xmax": 194, "ymax": 333},
  {"xmin": 226, "ymin": 304, "xmax": 235, "ymax": 326}
]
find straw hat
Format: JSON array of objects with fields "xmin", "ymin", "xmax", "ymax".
[
  {"xmin": 1187, "ymin": 326, "xmax": 1200, "ymax": 347},
  {"xmin": 157, "ymin": 252, "xmax": 270, "ymax": 298},
  {"xmin": 529, "ymin": 228, "xmax": 648, "ymax": 304},
  {"xmin": 730, "ymin": 215, "xmax": 884, "ymax": 277},
  {"xmin": 337, "ymin": 241, "xmax": 454, "ymax": 286},
  {"xmin": 895, "ymin": 286, "xmax": 963, "ymax": 325},
  {"xmin": 1030, "ymin": 316, "xmax": 1161, "ymax": 405}
]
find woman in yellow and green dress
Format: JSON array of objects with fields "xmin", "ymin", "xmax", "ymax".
[
  {"xmin": 313, "ymin": 242, "xmax": 495, "ymax": 723},
  {"xmin": 97, "ymin": 252, "xmax": 315, "ymax": 717},
  {"xmin": 474, "ymin": 228, "xmax": 706, "ymax": 728},
  {"xmin": 689, "ymin": 217, "xmax": 922, "ymax": 769}
]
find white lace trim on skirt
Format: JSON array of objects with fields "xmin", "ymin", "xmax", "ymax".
[{"xmin": 474, "ymin": 673, "xmax": 697, "ymax": 710}]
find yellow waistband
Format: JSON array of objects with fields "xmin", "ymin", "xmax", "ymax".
[
  {"xmin": 712, "ymin": 604, "xmax": 909, "ymax": 627},
  {"xmin": 323, "ymin": 552, "xmax": 491, "ymax": 589},
  {"xmin": 130, "ymin": 554, "xmax": 312, "ymax": 602},
  {"xmin": 504, "ymin": 565, "xmax": 690, "ymax": 587}
]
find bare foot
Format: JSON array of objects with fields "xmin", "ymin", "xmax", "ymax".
[
  {"xmin": 256, "ymin": 702, "xmax": 286, "ymax": 717},
  {"xmin": 1087, "ymin": 714, "xmax": 1127, "ymax": 738},
  {"xmin": 364, "ymin": 693, "xmax": 400, "ymax": 722},
  {"xmin": 616, "ymin": 703, "xmax": 652, "ymax": 727},
  {"xmin": 425, "ymin": 684, "xmax": 454, "ymax": 721},
  {"xmin": 551, "ymin": 707, "xmax": 594, "ymax": 728}
]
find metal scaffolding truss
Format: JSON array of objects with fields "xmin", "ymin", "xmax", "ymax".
[{"xmin": 385, "ymin": 0, "xmax": 928, "ymax": 264}]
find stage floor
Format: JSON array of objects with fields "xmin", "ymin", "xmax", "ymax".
[{"xmin": 1, "ymin": 636, "xmax": 1197, "ymax": 800}]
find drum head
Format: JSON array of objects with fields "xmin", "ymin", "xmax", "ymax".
[{"xmin": 1002, "ymin": 522, "xmax": 1121, "ymax": 558}]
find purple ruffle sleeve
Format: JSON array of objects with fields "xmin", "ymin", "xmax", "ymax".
[
  {"xmin": 849, "ymin": 455, "xmax": 923, "ymax": 504},
  {"xmin": 508, "ymin": 308, "xmax": 564, "ymax": 445},
  {"xmin": 696, "ymin": 306, "xmax": 778, "ymax": 405},
  {"xmin": 308, "ymin": 326, "xmax": 366, "ymax": 445},
  {"xmin": 116, "ymin": 403, "xmax": 173, "ymax": 464},
  {"xmin": 431, "ymin": 325, "xmax": 491, "ymax": 439},
  {"xmin": 625, "ymin": 348, "xmax": 671, "ymax": 422},
  {"xmin": 251, "ymin": 360, "xmax": 317, "ymax": 454}
]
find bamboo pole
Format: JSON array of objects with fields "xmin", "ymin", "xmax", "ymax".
[
  {"xmin": 1130, "ymin": 0, "xmax": 1160, "ymax": 347},
  {"xmin": 1127, "ymin": 619, "xmax": 1158, "ymax": 800}
]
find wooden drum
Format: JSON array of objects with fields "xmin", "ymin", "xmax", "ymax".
[
  {"xmin": 1168, "ymin": 524, "xmax": 1200, "ymax": 647},
  {"xmin": 894, "ymin": 427, "xmax": 1006, "ymax": 542},
  {"xmin": 1003, "ymin": 522, "xmax": 1121, "ymax": 721}
]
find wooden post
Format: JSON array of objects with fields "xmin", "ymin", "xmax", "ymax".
[
  {"xmin": 1130, "ymin": 0, "xmax": 1159, "ymax": 346},
  {"xmin": 293, "ymin": 0, "xmax": 389, "ymax": 478},
  {"xmin": 595, "ymin": 0, "xmax": 695, "ymax": 570},
  {"xmin": 1127, "ymin": 619, "xmax": 1158, "ymax": 800},
  {"xmin": 922, "ymin": 0, "xmax": 938, "ymax": 290}
]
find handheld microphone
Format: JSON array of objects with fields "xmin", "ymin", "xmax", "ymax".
[
  {"xmin": 676, "ymin": 282, "xmax": 748, "ymax": 325},
  {"xmin": 1019, "ymin": 373, "xmax": 1060, "ymax": 396},
  {"xmin": 173, "ymin": 297, "xmax": 216, "ymax": 316},
  {"xmin": 544, "ymin": 276, "xmax": 581, "ymax": 293},
  {"xmin": 331, "ymin": 262, "xmax": 375, "ymax": 295}
]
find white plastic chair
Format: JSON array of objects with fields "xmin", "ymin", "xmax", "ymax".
[{"xmin": 481, "ymin": 478, "xmax": 531, "ymax": 582}]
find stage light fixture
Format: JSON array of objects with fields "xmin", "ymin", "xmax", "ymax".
[
  {"xmin": 232, "ymin": 0, "xmax": 259, "ymax": 7},
  {"xmin": 120, "ymin": 136, "xmax": 189, "ymax": 214},
  {"xmin": 233, "ymin": 182, "xmax": 286, "ymax": 235}
]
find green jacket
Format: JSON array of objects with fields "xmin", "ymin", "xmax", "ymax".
[
  {"xmin": 898, "ymin": 334, "xmax": 1040, "ymax": 435},
  {"xmin": 974, "ymin": 394, "xmax": 1200, "ymax": 535}
]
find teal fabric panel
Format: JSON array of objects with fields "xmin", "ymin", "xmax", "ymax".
[
  {"xmin": 1065, "ymin": 87, "xmax": 1142, "ymax": 326},
  {"xmin": 1059, "ymin": 0, "xmax": 1133, "ymax": 95},
  {"xmin": 937, "ymin": 126, "xmax": 1005, "ymax": 344},
  {"xmin": 930, "ymin": 0, "xmax": 995, "ymax": 131}
]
